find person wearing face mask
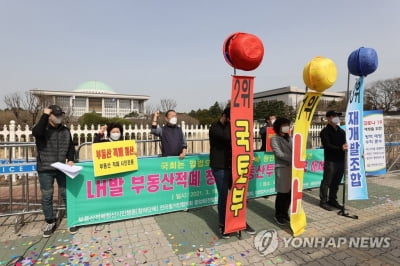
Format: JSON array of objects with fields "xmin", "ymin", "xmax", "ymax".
[
  {"xmin": 93, "ymin": 122, "xmax": 124, "ymax": 143},
  {"xmin": 259, "ymin": 114, "xmax": 276, "ymax": 151},
  {"xmin": 209, "ymin": 107, "xmax": 256, "ymax": 238},
  {"xmin": 150, "ymin": 110, "xmax": 187, "ymax": 159},
  {"xmin": 32, "ymin": 105, "xmax": 78, "ymax": 237},
  {"xmin": 319, "ymin": 110, "xmax": 348, "ymax": 211},
  {"xmin": 270, "ymin": 117, "xmax": 292, "ymax": 225}
]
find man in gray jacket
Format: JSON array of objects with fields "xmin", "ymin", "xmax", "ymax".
[{"xmin": 32, "ymin": 105, "xmax": 77, "ymax": 237}]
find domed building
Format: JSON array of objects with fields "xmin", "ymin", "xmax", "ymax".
[{"xmin": 31, "ymin": 81, "xmax": 150, "ymax": 118}]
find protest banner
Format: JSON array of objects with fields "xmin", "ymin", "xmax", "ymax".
[{"xmin": 66, "ymin": 150, "xmax": 325, "ymax": 228}]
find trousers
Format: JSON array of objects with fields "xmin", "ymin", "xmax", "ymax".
[
  {"xmin": 38, "ymin": 170, "xmax": 66, "ymax": 223},
  {"xmin": 211, "ymin": 168, "xmax": 232, "ymax": 226},
  {"xmin": 319, "ymin": 161, "xmax": 344, "ymax": 203},
  {"xmin": 275, "ymin": 192, "xmax": 291, "ymax": 219}
]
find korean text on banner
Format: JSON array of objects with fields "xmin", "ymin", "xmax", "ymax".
[
  {"xmin": 346, "ymin": 77, "xmax": 368, "ymax": 200},
  {"xmin": 363, "ymin": 110, "xmax": 386, "ymax": 175},
  {"xmin": 225, "ymin": 75, "xmax": 254, "ymax": 234},
  {"xmin": 92, "ymin": 140, "xmax": 138, "ymax": 177},
  {"xmin": 291, "ymin": 92, "xmax": 321, "ymax": 236},
  {"xmin": 66, "ymin": 151, "xmax": 326, "ymax": 228}
]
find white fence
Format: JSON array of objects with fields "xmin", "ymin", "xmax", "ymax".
[{"xmin": 0, "ymin": 120, "xmax": 324, "ymax": 158}]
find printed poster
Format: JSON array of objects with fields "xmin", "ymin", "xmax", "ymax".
[{"xmin": 92, "ymin": 140, "xmax": 138, "ymax": 177}]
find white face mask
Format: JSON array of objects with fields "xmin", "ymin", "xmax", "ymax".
[
  {"xmin": 110, "ymin": 132, "xmax": 121, "ymax": 141},
  {"xmin": 270, "ymin": 119, "xmax": 276, "ymax": 125},
  {"xmin": 332, "ymin": 117, "xmax": 341, "ymax": 125},
  {"xmin": 281, "ymin": 126, "xmax": 290, "ymax": 133},
  {"xmin": 50, "ymin": 116, "xmax": 63, "ymax": 125},
  {"xmin": 169, "ymin": 117, "xmax": 177, "ymax": 125}
]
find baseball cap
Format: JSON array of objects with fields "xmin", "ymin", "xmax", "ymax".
[
  {"xmin": 325, "ymin": 110, "xmax": 342, "ymax": 117},
  {"xmin": 222, "ymin": 107, "xmax": 230, "ymax": 118},
  {"xmin": 49, "ymin": 105, "xmax": 65, "ymax": 116}
]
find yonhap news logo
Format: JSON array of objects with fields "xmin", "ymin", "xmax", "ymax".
[
  {"xmin": 254, "ymin": 229, "xmax": 391, "ymax": 256},
  {"xmin": 254, "ymin": 229, "xmax": 279, "ymax": 256}
]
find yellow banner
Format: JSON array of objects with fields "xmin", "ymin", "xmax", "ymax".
[
  {"xmin": 92, "ymin": 140, "xmax": 138, "ymax": 177},
  {"xmin": 291, "ymin": 92, "xmax": 321, "ymax": 236}
]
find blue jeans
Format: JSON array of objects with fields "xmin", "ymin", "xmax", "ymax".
[
  {"xmin": 211, "ymin": 168, "xmax": 232, "ymax": 226},
  {"xmin": 38, "ymin": 170, "xmax": 66, "ymax": 223}
]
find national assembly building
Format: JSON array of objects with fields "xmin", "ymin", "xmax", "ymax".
[{"xmin": 31, "ymin": 81, "xmax": 150, "ymax": 118}]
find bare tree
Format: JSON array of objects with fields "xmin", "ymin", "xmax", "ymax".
[
  {"xmin": 365, "ymin": 78, "xmax": 400, "ymax": 112},
  {"xmin": 364, "ymin": 87, "xmax": 381, "ymax": 110},
  {"xmin": 160, "ymin": 98, "xmax": 177, "ymax": 112},
  {"xmin": 34, "ymin": 93, "xmax": 52, "ymax": 109},
  {"xmin": 4, "ymin": 92, "xmax": 22, "ymax": 122},
  {"xmin": 144, "ymin": 103, "xmax": 158, "ymax": 117},
  {"xmin": 22, "ymin": 91, "xmax": 42, "ymax": 126}
]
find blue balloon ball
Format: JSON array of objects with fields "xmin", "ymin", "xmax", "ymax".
[{"xmin": 347, "ymin": 47, "xmax": 378, "ymax": 76}]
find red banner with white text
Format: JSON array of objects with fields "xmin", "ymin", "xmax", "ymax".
[{"xmin": 225, "ymin": 75, "xmax": 254, "ymax": 233}]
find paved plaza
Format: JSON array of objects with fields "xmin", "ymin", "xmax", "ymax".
[{"xmin": 1, "ymin": 172, "xmax": 400, "ymax": 265}]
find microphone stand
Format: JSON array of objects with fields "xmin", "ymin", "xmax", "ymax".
[{"xmin": 338, "ymin": 71, "xmax": 358, "ymax": 219}]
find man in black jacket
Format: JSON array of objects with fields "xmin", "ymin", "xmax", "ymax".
[
  {"xmin": 319, "ymin": 110, "xmax": 348, "ymax": 211},
  {"xmin": 209, "ymin": 107, "xmax": 255, "ymax": 238},
  {"xmin": 32, "ymin": 105, "xmax": 77, "ymax": 237}
]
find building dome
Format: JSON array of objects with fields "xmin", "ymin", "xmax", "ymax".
[{"xmin": 75, "ymin": 81, "xmax": 116, "ymax": 94}]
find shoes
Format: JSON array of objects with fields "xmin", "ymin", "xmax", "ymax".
[
  {"xmin": 245, "ymin": 223, "xmax": 256, "ymax": 235},
  {"xmin": 274, "ymin": 216, "xmax": 286, "ymax": 225},
  {"xmin": 219, "ymin": 225, "xmax": 230, "ymax": 239},
  {"xmin": 328, "ymin": 200, "xmax": 343, "ymax": 209},
  {"xmin": 320, "ymin": 202, "xmax": 334, "ymax": 211},
  {"xmin": 283, "ymin": 215, "xmax": 290, "ymax": 223},
  {"xmin": 43, "ymin": 222, "xmax": 56, "ymax": 238},
  {"xmin": 69, "ymin": 226, "xmax": 79, "ymax": 235}
]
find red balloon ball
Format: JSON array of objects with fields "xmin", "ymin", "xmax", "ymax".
[{"xmin": 223, "ymin": 32, "xmax": 264, "ymax": 71}]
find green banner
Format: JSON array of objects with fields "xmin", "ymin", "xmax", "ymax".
[{"xmin": 67, "ymin": 150, "xmax": 324, "ymax": 227}]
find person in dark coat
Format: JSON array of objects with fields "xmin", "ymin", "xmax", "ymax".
[
  {"xmin": 209, "ymin": 107, "xmax": 256, "ymax": 238},
  {"xmin": 270, "ymin": 117, "xmax": 292, "ymax": 225},
  {"xmin": 32, "ymin": 105, "xmax": 78, "ymax": 237},
  {"xmin": 319, "ymin": 110, "xmax": 348, "ymax": 211},
  {"xmin": 93, "ymin": 122, "xmax": 124, "ymax": 143}
]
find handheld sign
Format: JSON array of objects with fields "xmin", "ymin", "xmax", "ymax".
[{"xmin": 92, "ymin": 140, "xmax": 138, "ymax": 177}]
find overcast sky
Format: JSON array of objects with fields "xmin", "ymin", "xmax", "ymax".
[{"xmin": 1, "ymin": 0, "xmax": 399, "ymax": 112}]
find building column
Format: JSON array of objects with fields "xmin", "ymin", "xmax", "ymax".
[
  {"xmin": 70, "ymin": 96, "xmax": 75, "ymax": 116},
  {"xmin": 139, "ymin": 101, "xmax": 144, "ymax": 113},
  {"xmin": 102, "ymin": 98, "xmax": 105, "ymax": 116},
  {"xmin": 116, "ymin": 98, "xmax": 120, "ymax": 117}
]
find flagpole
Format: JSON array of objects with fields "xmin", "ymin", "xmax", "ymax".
[{"xmin": 338, "ymin": 71, "xmax": 358, "ymax": 219}]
